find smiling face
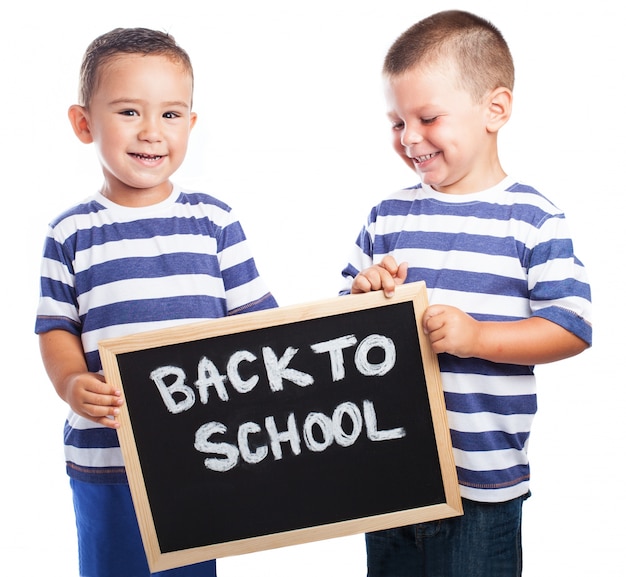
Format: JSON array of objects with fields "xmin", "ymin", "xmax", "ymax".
[
  {"xmin": 384, "ymin": 60, "xmax": 509, "ymax": 195},
  {"xmin": 68, "ymin": 53, "xmax": 197, "ymax": 206}
]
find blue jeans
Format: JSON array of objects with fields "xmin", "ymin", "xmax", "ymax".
[
  {"xmin": 366, "ymin": 494, "xmax": 529, "ymax": 577},
  {"xmin": 71, "ymin": 479, "xmax": 217, "ymax": 577}
]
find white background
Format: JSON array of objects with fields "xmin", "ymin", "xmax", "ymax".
[{"xmin": 2, "ymin": 1, "xmax": 623, "ymax": 575}]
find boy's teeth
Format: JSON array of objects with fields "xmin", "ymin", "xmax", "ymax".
[{"xmin": 135, "ymin": 153, "xmax": 161, "ymax": 159}]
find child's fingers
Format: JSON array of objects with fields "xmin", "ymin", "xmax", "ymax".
[
  {"xmin": 351, "ymin": 272, "xmax": 375, "ymax": 294},
  {"xmin": 379, "ymin": 255, "xmax": 400, "ymax": 274},
  {"xmin": 351, "ymin": 256, "xmax": 409, "ymax": 296},
  {"xmin": 85, "ymin": 374, "xmax": 122, "ymax": 399},
  {"xmin": 422, "ymin": 305, "xmax": 445, "ymax": 334},
  {"xmin": 354, "ymin": 268, "xmax": 394, "ymax": 296},
  {"xmin": 81, "ymin": 396, "xmax": 122, "ymax": 428},
  {"xmin": 396, "ymin": 261, "xmax": 409, "ymax": 283},
  {"xmin": 73, "ymin": 378, "xmax": 124, "ymax": 426},
  {"xmin": 95, "ymin": 414, "xmax": 122, "ymax": 429},
  {"xmin": 82, "ymin": 393, "xmax": 122, "ymax": 411}
]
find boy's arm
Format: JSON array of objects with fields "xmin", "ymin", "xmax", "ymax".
[
  {"xmin": 39, "ymin": 330, "xmax": 123, "ymax": 429},
  {"xmin": 351, "ymin": 256, "xmax": 589, "ymax": 365},
  {"xmin": 423, "ymin": 305, "xmax": 589, "ymax": 365}
]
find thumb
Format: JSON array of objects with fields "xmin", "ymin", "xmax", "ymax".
[{"xmin": 422, "ymin": 305, "xmax": 443, "ymax": 333}]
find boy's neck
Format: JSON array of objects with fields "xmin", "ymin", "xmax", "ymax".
[
  {"xmin": 100, "ymin": 181, "xmax": 174, "ymax": 207},
  {"xmin": 430, "ymin": 166, "xmax": 507, "ymax": 195}
]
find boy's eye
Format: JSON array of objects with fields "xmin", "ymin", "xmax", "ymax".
[
  {"xmin": 119, "ymin": 110, "xmax": 137, "ymax": 117},
  {"xmin": 391, "ymin": 121, "xmax": 405, "ymax": 131},
  {"xmin": 163, "ymin": 111, "xmax": 181, "ymax": 119},
  {"xmin": 421, "ymin": 116, "xmax": 438, "ymax": 125}
]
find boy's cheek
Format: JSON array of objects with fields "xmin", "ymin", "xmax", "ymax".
[
  {"xmin": 392, "ymin": 137, "xmax": 416, "ymax": 172},
  {"xmin": 391, "ymin": 134, "xmax": 404, "ymax": 156}
]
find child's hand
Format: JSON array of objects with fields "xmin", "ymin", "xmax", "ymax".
[
  {"xmin": 422, "ymin": 304, "xmax": 480, "ymax": 358},
  {"xmin": 65, "ymin": 372, "xmax": 124, "ymax": 429},
  {"xmin": 351, "ymin": 255, "xmax": 409, "ymax": 297},
  {"xmin": 423, "ymin": 305, "xmax": 590, "ymax": 364},
  {"xmin": 40, "ymin": 330, "xmax": 124, "ymax": 429}
]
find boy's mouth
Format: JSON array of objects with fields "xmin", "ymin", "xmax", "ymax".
[
  {"xmin": 130, "ymin": 153, "xmax": 164, "ymax": 161},
  {"xmin": 413, "ymin": 152, "xmax": 438, "ymax": 164}
]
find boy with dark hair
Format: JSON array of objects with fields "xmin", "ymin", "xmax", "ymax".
[{"xmin": 36, "ymin": 27, "xmax": 277, "ymax": 576}]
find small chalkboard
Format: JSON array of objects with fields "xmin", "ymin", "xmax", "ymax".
[{"xmin": 99, "ymin": 282, "xmax": 462, "ymax": 572}]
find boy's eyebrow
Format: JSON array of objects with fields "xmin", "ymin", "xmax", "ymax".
[
  {"xmin": 386, "ymin": 111, "xmax": 404, "ymax": 121},
  {"xmin": 107, "ymin": 97, "xmax": 191, "ymax": 109}
]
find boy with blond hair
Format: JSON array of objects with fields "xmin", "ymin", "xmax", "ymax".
[
  {"xmin": 35, "ymin": 27, "xmax": 276, "ymax": 576},
  {"xmin": 341, "ymin": 10, "xmax": 592, "ymax": 576}
]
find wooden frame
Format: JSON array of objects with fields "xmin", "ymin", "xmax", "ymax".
[{"xmin": 99, "ymin": 281, "xmax": 462, "ymax": 572}]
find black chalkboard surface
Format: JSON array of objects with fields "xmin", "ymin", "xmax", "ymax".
[{"xmin": 99, "ymin": 282, "xmax": 462, "ymax": 572}]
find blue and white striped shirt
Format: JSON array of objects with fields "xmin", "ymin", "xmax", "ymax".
[
  {"xmin": 36, "ymin": 185, "xmax": 277, "ymax": 484},
  {"xmin": 340, "ymin": 177, "xmax": 592, "ymax": 502}
]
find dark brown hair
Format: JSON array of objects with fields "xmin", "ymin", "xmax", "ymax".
[{"xmin": 78, "ymin": 27, "xmax": 194, "ymax": 107}]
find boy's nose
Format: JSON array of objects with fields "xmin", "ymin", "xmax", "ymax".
[
  {"xmin": 400, "ymin": 124, "xmax": 423, "ymax": 147},
  {"xmin": 138, "ymin": 118, "xmax": 162, "ymax": 142}
]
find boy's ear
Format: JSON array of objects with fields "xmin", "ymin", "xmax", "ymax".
[
  {"xmin": 485, "ymin": 87, "xmax": 512, "ymax": 133},
  {"xmin": 68, "ymin": 104, "xmax": 94, "ymax": 144}
]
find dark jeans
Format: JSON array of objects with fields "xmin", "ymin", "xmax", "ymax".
[{"xmin": 366, "ymin": 494, "xmax": 529, "ymax": 577}]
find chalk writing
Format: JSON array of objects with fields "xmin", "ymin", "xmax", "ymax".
[
  {"xmin": 150, "ymin": 333, "xmax": 396, "ymax": 413},
  {"xmin": 194, "ymin": 399, "xmax": 406, "ymax": 472},
  {"xmin": 149, "ymin": 333, "xmax": 403, "ymax": 472}
]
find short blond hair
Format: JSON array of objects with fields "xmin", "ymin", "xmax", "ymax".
[{"xmin": 383, "ymin": 10, "xmax": 514, "ymax": 102}]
